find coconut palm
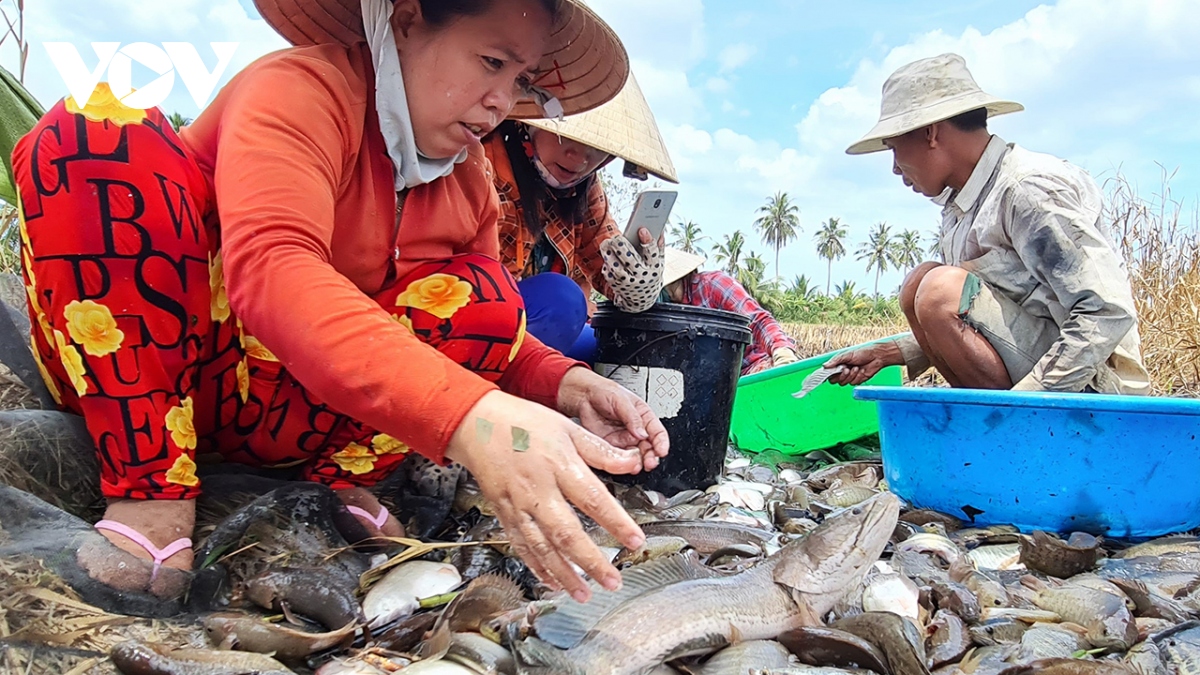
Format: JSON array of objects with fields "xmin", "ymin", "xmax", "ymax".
[
  {"xmin": 814, "ymin": 217, "xmax": 848, "ymax": 295},
  {"xmin": 856, "ymin": 222, "xmax": 897, "ymax": 298},
  {"xmin": 894, "ymin": 230, "xmax": 923, "ymax": 273},
  {"xmin": 740, "ymin": 252, "xmax": 767, "ymax": 286},
  {"xmin": 753, "ymin": 191, "xmax": 801, "ymax": 282},
  {"xmin": 168, "ymin": 112, "xmax": 192, "ymax": 132},
  {"xmin": 712, "ymin": 230, "xmax": 746, "ymax": 275},
  {"xmin": 788, "ymin": 274, "xmax": 817, "ymax": 301},
  {"xmin": 737, "ymin": 252, "xmax": 773, "ymax": 303},
  {"xmin": 834, "ymin": 280, "xmax": 859, "ymax": 300},
  {"xmin": 925, "ymin": 230, "xmax": 943, "ymax": 258},
  {"xmin": 670, "ymin": 219, "xmax": 708, "ymax": 254}
]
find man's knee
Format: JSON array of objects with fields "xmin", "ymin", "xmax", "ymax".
[
  {"xmin": 913, "ymin": 265, "xmax": 970, "ymax": 325},
  {"xmin": 900, "ymin": 262, "xmax": 944, "ymax": 316}
]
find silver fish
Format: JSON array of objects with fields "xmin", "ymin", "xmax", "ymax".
[{"xmin": 516, "ymin": 492, "xmax": 900, "ymax": 675}]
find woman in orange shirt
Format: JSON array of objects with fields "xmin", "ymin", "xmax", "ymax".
[
  {"xmin": 484, "ymin": 73, "xmax": 677, "ymax": 363},
  {"xmin": 13, "ymin": 0, "xmax": 666, "ymax": 602}
]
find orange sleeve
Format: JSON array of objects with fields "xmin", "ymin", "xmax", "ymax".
[{"xmin": 213, "ymin": 54, "xmax": 496, "ymax": 462}]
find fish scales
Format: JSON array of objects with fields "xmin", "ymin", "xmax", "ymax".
[
  {"xmin": 521, "ymin": 493, "xmax": 900, "ymax": 675},
  {"xmin": 556, "ymin": 563, "xmax": 806, "ymax": 673}
]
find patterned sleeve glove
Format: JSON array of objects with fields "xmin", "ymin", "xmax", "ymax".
[{"xmin": 600, "ymin": 234, "xmax": 663, "ymax": 313}]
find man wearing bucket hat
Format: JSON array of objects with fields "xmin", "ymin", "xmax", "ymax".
[
  {"xmin": 485, "ymin": 72, "xmax": 677, "ymax": 364},
  {"xmin": 662, "ymin": 248, "xmax": 800, "ymax": 376},
  {"xmin": 13, "ymin": 0, "xmax": 668, "ymax": 602},
  {"xmin": 829, "ymin": 53, "xmax": 1149, "ymax": 394}
]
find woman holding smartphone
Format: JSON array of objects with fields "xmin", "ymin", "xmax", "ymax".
[{"xmin": 483, "ymin": 73, "xmax": 677, "ymax": 363}]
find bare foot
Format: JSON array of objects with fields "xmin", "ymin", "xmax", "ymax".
[
  {"xmin": 77, "ymin": 498, "xmax": 195, "ymax": 599},
  {"xmin": 336, "ymin": 487, "xmax": 406, "ymax": 547}
]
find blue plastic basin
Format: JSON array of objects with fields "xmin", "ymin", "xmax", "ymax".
[{"xmin": 854, "ymin": 386, "xmax": 1200, "ymax": 538}]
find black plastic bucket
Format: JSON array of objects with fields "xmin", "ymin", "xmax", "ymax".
[{"xmin": 591, "ymin": 302, "xmax": 751, "ymax": 494}]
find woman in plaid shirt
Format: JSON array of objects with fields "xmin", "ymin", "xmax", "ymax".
[
  {"xmin": 663, "ymin": 249, "xmax": 800, "ymax": 375},
  {"xmin": 483, "ymin": 74, "xmax": 677, "ymax": 363}
]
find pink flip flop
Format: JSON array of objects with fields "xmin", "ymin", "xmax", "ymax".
[
  {"xmin": 345, "ymin": 504, "xmax": 390, "ymax": 530},
  {"xmin": 94, "ymin": 520, "xmax": 192, "ymax": 583}
]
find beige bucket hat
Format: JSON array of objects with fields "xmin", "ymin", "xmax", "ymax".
[
  {"xmin": 524, "ymin": 71, "xmax": 678, "ymax": 183},
  {"xmin": 846, "ymin": 53, "xmax": 1023, "ymax": 155},
  {"xmin": 254, "ymin": 0, "xmax": 630, "ymax": 118},
  {"xmin": 662, "ymin": 247, "xmax": 706, "ymax": 287}
]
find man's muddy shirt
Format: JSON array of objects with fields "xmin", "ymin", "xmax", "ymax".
[{"xmin": 896, "ymin": 135, "xmax": 1150, "ymax": 394}]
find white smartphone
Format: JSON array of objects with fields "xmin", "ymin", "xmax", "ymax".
[{"xmin": 623, "ymin": 190, "xmax": 678, "ymax": 247}]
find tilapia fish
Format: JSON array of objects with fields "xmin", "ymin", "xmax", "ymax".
[{"xmin": 515, "ymin": 492, "xmax": 901, "ymax": 675}]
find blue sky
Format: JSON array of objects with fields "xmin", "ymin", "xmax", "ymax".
[{"xmin": 8, "ymin": 0, "xmax": 1200, "ymax": 294}]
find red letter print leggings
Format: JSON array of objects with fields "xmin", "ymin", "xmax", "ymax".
[{"xmin": 11, "ymin": 93, "xmax": 526, "ymax": 501}]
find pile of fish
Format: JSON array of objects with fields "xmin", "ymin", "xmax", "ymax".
[{"xmin": 9, "ymin": 452, "xmax": 1200, "ymax": 675}]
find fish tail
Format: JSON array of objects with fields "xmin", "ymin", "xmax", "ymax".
[{"xmin": 514, "ymin": 636, "xmax": 585, "ymax": 675}]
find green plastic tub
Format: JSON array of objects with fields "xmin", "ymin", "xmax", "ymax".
[{"xmin": 729, "ymin": 336, "xmax": 905, "ymax": 455}]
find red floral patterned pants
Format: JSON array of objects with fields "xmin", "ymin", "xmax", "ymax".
[{"xmin": 12, "ymin": 91, "xmax": 526, "ymax": 500}]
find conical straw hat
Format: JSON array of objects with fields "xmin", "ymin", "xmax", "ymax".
[
  {"xmin": 254, "ymin": 0, "xmax": 630, "ymax": 118},
  {"xmin": 662, "ymin": 247, "xmax": 705, "ymax": 286},
  {"xmin": 524, "ymin": 72, "xmax": 678, "ymax": 183}
]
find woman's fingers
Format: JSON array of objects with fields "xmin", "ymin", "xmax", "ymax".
[
  {"xmin": 606, "ymin": 389, "xmax": 649, "ymax": 441},
  {"xmin": 570, "ymin": 426, "xmax": 642, "ymax": 475},
  {"xmin": 513, "ymin": 510, "xmax": 595, "ymax": 601},
  {"xmin": 498, "ymin": 510, "xmax": 560, "ymax": 592},
  {"xmin": 558, "ymin": 437, "xmax": 646, "ymax": 553}
]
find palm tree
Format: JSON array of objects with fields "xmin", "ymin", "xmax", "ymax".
[
  {"xmin": 168, "ymin": 112, "xmax": 192, "ymax": 132},
  {"xmin": 813, "ymin": 217, "xmax": 849, "ymax": 295},
  {"xmin": 753, "ymin": 191, "xmax": 801, "ymax": 282},
  {"xmin": 894, "ymin": 230, "xmax": 923, "ymax": 273},
  {"xmin": 740, "ymin": 252, "xmax": 767, "ymax": 286},
  {"xmin": 834, "ymin": 280, "xmax": 859, "ymax": 300},
  {"xmin": 788, "ymin": 274, "xmax": 817, "ymax": 301},
  {"xmin": 925, "ymin": 230, "xmax": 943, "ymax": 258},
  {"xmin": 856, "ymin": 222, "xmax": 897, "ymax": 298},
  {"xmin": 737, "ymin": 252, "xmax": 771, "ymax": 302},
  {"xmin": 711, "ymin": 230, "xmax": 745, "ymax": 275},
  {"xmin": 670, "ymin": 220, "xmax": 708, "ymax": 254}
]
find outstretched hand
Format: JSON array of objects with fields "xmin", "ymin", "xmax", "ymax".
[
  {"xmin": 557, "ymin": 366, "xmax": 670, "ymax": 472},
  {"xmin": 825, "ymin": 342, "xmax": 904, "ymax": 386},
  {"xmin": 444, "ymin": 389, "xmax": 653, "ymax": 603}
]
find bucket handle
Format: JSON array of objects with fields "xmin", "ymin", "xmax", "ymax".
[{"xmin": 612, "ymin": 327, "xmax": 698, "ymax": 367}]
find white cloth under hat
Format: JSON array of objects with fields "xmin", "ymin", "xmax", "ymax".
[
  {"xmin": 847, "ymin": 53, "xmax": 1023, "ymax": 155},
  {"xmin": 360, "ymin": 0, "xmax": 463, "ymax": 191}
]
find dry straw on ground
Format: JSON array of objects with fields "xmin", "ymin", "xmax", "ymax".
[
  {"xmin": 0, "ymin": 556, "xmax": 207, "ymax": 674},
  {"xmin": 782, "ymin": 323, "xmax": 905, "ymax": 360}
]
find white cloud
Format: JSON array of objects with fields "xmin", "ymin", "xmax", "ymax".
[
  {"xmin": 705, "ymin": 76, "xmax": 731, "ymax": 93},
  {"xmin": 588, "ymin": 0, "xmax": 706, "ymax": 71},
  {"xmin": 717, "ymin": 43, "xmax": 756, "ymax": 74}
]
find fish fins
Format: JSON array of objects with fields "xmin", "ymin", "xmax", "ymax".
[
  {"xmin": 280, "ymin": 601, "xmax": 305, "ymax": 627},
  {"xmin": 533, "ymin": 553, "xmax": 717, "ymax": 650},
  {"xmin": 514, "ymin": 636, "xmax": 585, "ymax": 675}
]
